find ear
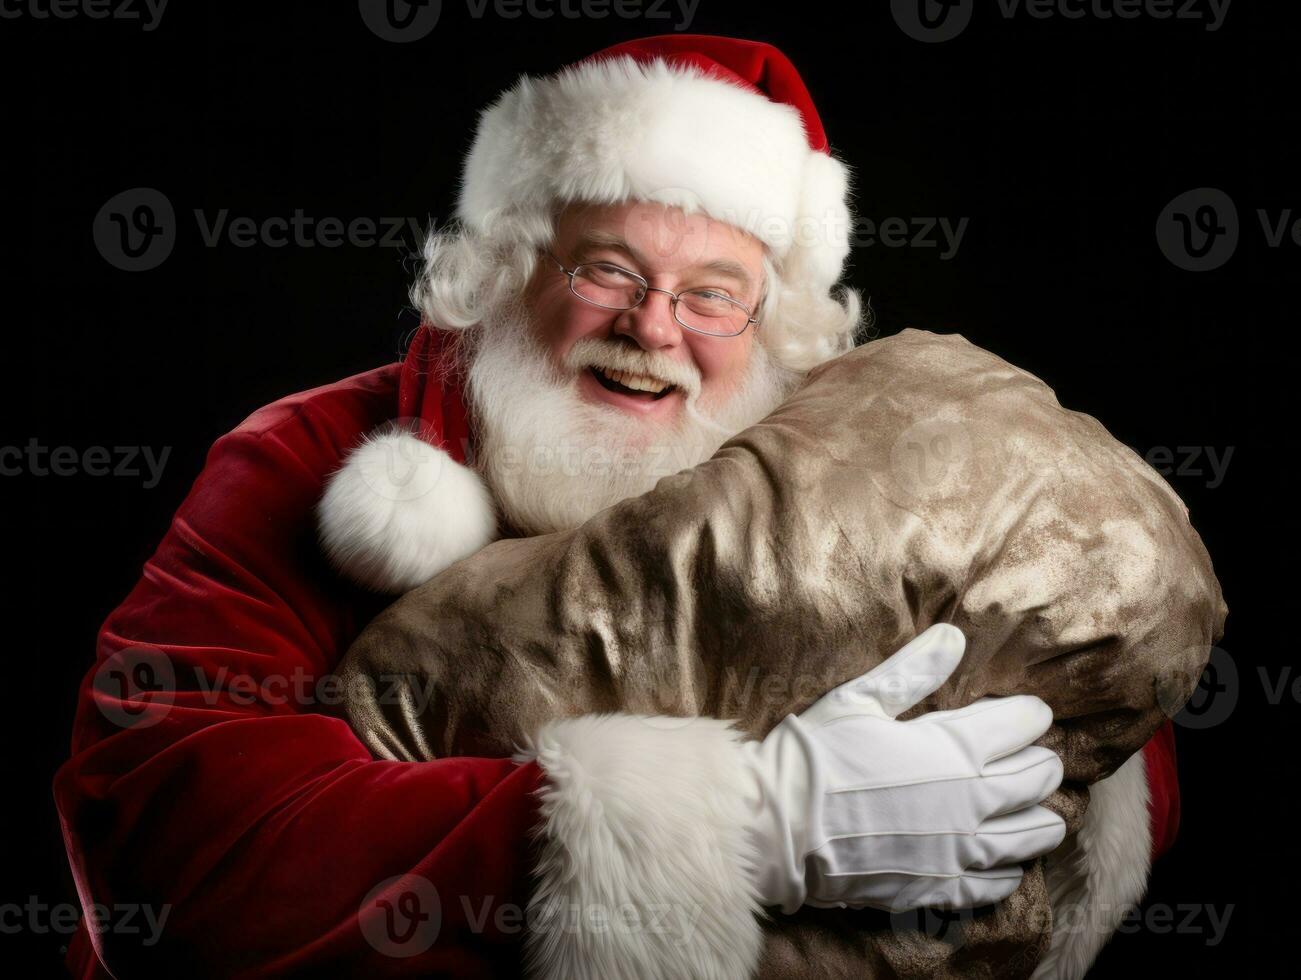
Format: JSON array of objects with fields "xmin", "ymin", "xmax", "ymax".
[{"xmin": 317, "ymin": 429, "xmax": 498, "ymax": 593}]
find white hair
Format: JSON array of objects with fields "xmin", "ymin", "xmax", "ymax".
[{"xmin": 409, "ymin": 204, "xmax": 865, "ymax": 375}]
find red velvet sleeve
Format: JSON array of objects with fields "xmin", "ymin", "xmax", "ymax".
[{"xmin": 53, "ymin": 374, "xmax": 542, "ymax": 978}]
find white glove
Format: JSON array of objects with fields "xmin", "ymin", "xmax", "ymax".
[{"xmin": 739, "ymin": 624, "xmax": 1067, "ymax": 914}]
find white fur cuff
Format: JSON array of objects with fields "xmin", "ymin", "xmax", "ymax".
[
  {"xmin": 1035, "ymin": 751, "xmax": 1153, "ymax": 980},
  {"xmin": 517, "ymin": 714, "xmax": 765, "ymax": 980}
]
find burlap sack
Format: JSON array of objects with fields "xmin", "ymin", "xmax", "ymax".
[{"xmin": 339, "ymin": 329, "xmax": 1227, "ymax": 977}]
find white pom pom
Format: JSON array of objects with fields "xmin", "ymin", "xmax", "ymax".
[{"xmin": 317, "ymin": 430, "xmax": 498, "ymax": 593}]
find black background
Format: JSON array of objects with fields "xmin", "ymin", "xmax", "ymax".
[{"xmin": 2, "ymin": 1, "xmax": 1293, "ymax": 975}]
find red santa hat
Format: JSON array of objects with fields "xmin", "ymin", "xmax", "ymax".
[
  {"xmin": 319, "ymin": 35, "xmax": 853, "ymax": 593},
  {"xmin": 458, "ymin": 34, "xmax": 853, "ymax": 291}
]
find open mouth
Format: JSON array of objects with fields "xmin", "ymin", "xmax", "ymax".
[{"xmin": 589, "ymin": 366, "xmax": 677, "ymax": 401}]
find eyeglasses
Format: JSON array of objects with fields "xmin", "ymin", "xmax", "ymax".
[{"xmin": 546, "ymin": 251, "xmax": 760, "ymax": 338}]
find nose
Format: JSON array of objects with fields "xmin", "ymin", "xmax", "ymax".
[{"xmin": 613, "ymin": 286, "xmax": 684, "ymax": 351}]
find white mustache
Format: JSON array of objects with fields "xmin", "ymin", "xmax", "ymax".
[{"xmin": 562, "ymin": 337, "xmax": 702, "ymax": 400}]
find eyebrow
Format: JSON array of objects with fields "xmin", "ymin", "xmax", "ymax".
[{"xmin": 571, "ymin": 231, "xmax": 756, "ymax": 296}]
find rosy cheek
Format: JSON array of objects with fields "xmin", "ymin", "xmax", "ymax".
[
  {"xmin": 538, "ymin": 297, "xmax": 615, "ymax": 365},
  {"xmin": 690, "ymin": 338, "xmax": 747, "ymax": 394},
  {"xmin": 567, "ymin": 310, "xmax": 617, "ymax": 350},
  {"xmin": 533, "ymin": 291, "xmax": 579, "ymax": 346}
]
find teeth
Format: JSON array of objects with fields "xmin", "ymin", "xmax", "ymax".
[{"xmin": 598, "ymin": 367, "xmax": 671, "ymax": 395}]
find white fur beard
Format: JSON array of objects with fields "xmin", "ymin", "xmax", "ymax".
[{"xmin": 462, "ymin": 306, "xmax": 799, "ymax": 536}]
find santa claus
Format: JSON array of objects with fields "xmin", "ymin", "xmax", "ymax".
[{"xmin": 55, "ymin": 35, "xmax": 1178, "ymax": 979}]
